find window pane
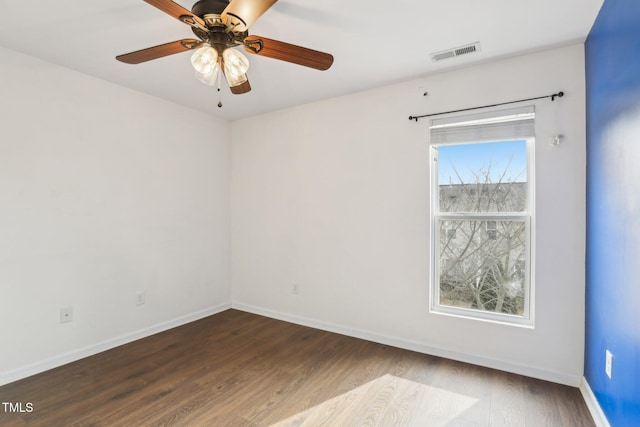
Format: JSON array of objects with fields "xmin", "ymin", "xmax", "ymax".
[
  {"xmin": 438, "ymin": 140, "xmax": 527, "ymax": 213},
  {"xmin": 438, "ymin": 219, "xmax": 527, "ymax": 315}
]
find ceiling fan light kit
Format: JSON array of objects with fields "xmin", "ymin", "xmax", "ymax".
[{"xmin": 117, "ymin": 0, "xmax": 334, "ymax": 99}]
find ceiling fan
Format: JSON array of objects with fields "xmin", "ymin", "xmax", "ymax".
[{"xmin": 116, "ymin": 0, "xmax": 334, "ymax": 97}]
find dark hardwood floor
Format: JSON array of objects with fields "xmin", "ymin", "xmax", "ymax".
[{"xmin": 0, "ymin": 309, "xmax": 595, "ymax": 426}]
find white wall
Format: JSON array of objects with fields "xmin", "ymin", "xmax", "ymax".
[
  {"xmin": 231, "ymin": 44, "xmax": 586, "ymax": 385},
  {"xmin": 0, "ymin": 46, "xmax": 231, "ymax": 385}
]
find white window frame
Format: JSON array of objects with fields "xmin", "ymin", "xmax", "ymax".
[{"xmin": 429, "ymin": 106, "xmax": 535, "ymax": 327}]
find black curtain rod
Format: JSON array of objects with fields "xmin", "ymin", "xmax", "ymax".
[{"xmin": 408, "ymin": 91, "xmax": 564, "ymax": 122}]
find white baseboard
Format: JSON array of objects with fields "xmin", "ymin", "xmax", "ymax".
[
  {"xmin": 0, "ymin": 303, "xmax": 231, "ymax": 387},
  {"xmin": 231, "ymin": 301, "xmax": 583, "ymax": 387},
  {"xmin": 580, "ymin": 377, "xmax": 611, "ymax": 427}
]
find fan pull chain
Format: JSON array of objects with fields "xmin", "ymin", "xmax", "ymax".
[{"xmin": 217, "ymin": 65, "xmax": 223, "ymax": 108}]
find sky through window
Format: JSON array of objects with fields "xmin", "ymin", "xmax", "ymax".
[{"xmin": 437, "ymin": 140, "xmax": 527, "ymax": 185}]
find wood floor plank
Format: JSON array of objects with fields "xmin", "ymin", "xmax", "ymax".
[
  {"xmin": 0, "ymin": 310, "xmax": 595, "ymax": 427},
  {"xmin": 488, "ymin": 369, "xmax": 526, "ymax": 427},
  {"xmin": 429, "ymin": 359, "xmax": 493, "ymax": 425}
]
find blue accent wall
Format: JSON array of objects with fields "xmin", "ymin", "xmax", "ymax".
[{"xmin": 586, "ymin": 0, "xmax": 640, "ymax": 425}]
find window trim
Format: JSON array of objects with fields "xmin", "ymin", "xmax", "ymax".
[{"xmin": 429, "ymin": 109, "xmax": 536, "ymax": 327}]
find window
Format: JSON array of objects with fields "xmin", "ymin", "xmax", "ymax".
[
  {"xmin": 486, "ymin": 221, "xmax": 497, "ymax": 240},
  {"xmin": 444, "ymin": 221, "xmax": 457, "ymax": 239},
  {"xmin": 430, "ymin": 106, "xmax": 534, "ymax": 325}
]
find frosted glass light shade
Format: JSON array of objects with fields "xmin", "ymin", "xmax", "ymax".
[
  {"xmin": 224, "ymin": 69, "xmax": 247, "ymax": 87},
  {"xmin": 222, "ymin": 48, "xmax": 249, "ymax": 77},
  {"xmin": 191, "ymin": 46, "xmax": 218, "ymax": 75},
  {"xmin": 195, "ymin": 64, "xmax": 219, "ymax": 86}
]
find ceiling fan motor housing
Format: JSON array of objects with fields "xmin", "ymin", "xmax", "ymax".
[
  {"xmin": 190, "ymin": 0, "xmax": 246, "ymax": 53},
  {"xmin": 191, "ymin": 0, "xmax": 229, "ymax": 18}
]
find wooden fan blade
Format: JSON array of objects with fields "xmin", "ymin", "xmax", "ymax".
[
  {"xmin": 144, "ymin": 0, "xmax": 206, "ymax": 29},
  {"xmin": 221, "ymin": 0, "xmax": 277, "ymax": 32},
  {"xmin": 230, "ymin": 78, "xmax": 252, "ymax": 94},
  {"xmin": 116, "ymin": 39, "xmax": 202, "ymax": 64},
  {"xmin": 243, "ymin": 35, "xmax": 333, "ymax": 70}
]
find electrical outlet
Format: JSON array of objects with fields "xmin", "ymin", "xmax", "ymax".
[
  {"xmin": 60, "ymin": 307, "xmax": 73, "ymax": 324},
  {"xmin": 605, "ymin": 349, "xmax": 613, "ymax": 379},
  {"xmin": 135, "ymin": 291, "xmax": 146, "ymax": 306},
  {"xmin": 291, "ymin": 284, "xmax": 299, "ymax": 294}
]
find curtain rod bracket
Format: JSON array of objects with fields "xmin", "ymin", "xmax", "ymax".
[{"xmin": 408, "ymin": 91, "xmax": 565, "ymax": 122}]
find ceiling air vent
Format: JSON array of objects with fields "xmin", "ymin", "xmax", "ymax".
[{"xmin": 431, "ymin": 42, "xmax": 481, "ymax": 62}]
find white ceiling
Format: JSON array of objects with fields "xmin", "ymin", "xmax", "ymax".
[{"xmin": 0, "ymin": 0, "xmax": 603, "ymax": 121}]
